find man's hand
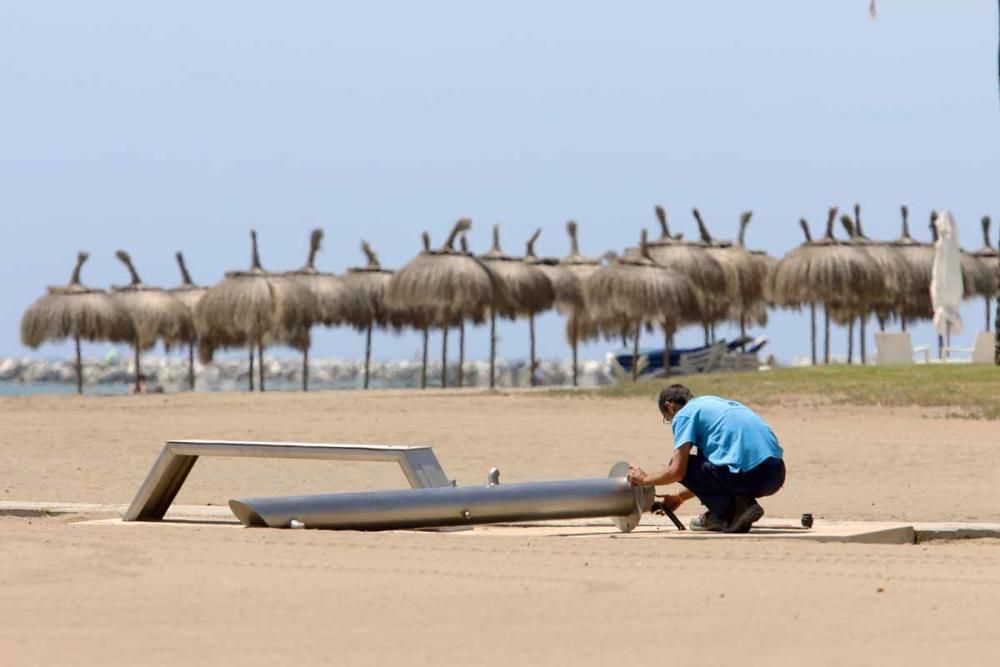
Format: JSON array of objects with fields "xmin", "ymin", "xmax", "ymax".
[{"xmin": 626, "ymin": 465, "xmax": 647, "ymax": 486}]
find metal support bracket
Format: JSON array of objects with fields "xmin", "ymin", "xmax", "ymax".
[{"xmin": 124, "ymin": 439, "xmax": 452, "ymax": 522}]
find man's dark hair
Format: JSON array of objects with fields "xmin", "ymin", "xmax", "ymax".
[{"xmin": 658, "ymin": 384, "xmax": 693, "ymax": 411}]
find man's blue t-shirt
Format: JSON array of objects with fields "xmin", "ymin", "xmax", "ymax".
[{"xmin": 671, "ymin": 396, "xmax": 782, "ymax": 473}]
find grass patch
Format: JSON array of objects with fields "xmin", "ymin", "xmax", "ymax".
[{"xmin": 555, "ymin": 365, "xmax": 1000, "ymax": 419}]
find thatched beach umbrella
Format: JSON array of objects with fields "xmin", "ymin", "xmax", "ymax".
[
  {"xmin": 525, "ymin": 229, "xmax": 585, "ymax": 386},
  {"xmin": 196, "ymin": 230, "xmax": 317, "ymax": 392},
  {"xmin": 21, "ymin": 252, "xmax": 134, "ymax": 394},
  {"xmin": 478, "ymin": 226, "xmax": 555, "ymax": 387},
  {"xmin": 585, "ymin": 230, "xmax": 699, "ymax": 381},
  {"xmin": 111, "ymin": 251, "xmax": 196, "ymax": 392},
  {"xmin": 691, "ymin": 209, "xmax": 767, "ymax": 342},
  {"xmin": 840, "ymin": 205, "xmax": 913, "ymax": 362},
  {"xmin": 559, "ymin": 221, "xmax": 603, "ymax": 386},
  {"xmin": 285, "ymin": 229, "xmax": 370, "ymax": 391},
  {"xmin": 386, "ymin": 219, "xmax": 503, "ymax": 389},
  {"xmin": 970, "ymin": 216, "xmax": 999, "ymax": 330},
  {"xmin": 772, "ymin": 207, "xmax": 882, "ymax": 364},
  {"xmin": 168, "ymin": 252, "xmax": 206, "ymax": 390},
  {"xmin": 893, "ymin": 208, "xmax": 992, "ymax": 330},
  {"xmin": 635, "ymin": 207, "xmax": 730, "ymax": 346},
  {"xmin": 342, "ymin": 241, "xmax": 406, "ymax": 389}
]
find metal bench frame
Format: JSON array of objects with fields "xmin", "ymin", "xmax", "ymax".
[{"xmin": 124, "ymin": 439, "xmax": 452, "ymax": 522}]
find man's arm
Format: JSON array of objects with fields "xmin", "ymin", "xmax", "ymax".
[{"xmin": 627, "ymin": 443, "xmax": 692, "ymax": 487}]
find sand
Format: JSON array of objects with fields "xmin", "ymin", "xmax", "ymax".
[{"xmin": 2, "ymin": 390, "xmax": 999, "ymax": 665}]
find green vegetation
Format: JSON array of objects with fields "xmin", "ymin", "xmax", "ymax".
[{"xmin": 558, "ymin": 365, "xmax": 1000, "ymax": 419}]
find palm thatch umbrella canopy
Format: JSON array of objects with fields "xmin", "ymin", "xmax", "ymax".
[
  {"xmin": 524, "ymin": 229, "xmax": 583, "ymax": 313},
  {"xmin": 111, "ymin": 251, "xmax": 195, "ymax": 392},
  {"xmin": 892, "ymin": 208, "xmax": 993, "ymax": 329},
  {"xmin": 559, "ymin": 221, "xmax": 603, "ymax": 386},
  {"xmin": 386, "ymin": 219, "xmax": 505, "ymax": 389},
  {"xmin": 168, "ymin": 252, "xmax": 206, "ymax": 390},
  {"xmin": 342, "ymin": 241, "xmax": 407, "ymax": 389},
  {"xmin": 524, "ymin": 230, "xmax": 584, "ymax": 386},
  {"xmin": 837, "ymin": 209, "xmax": 912, "ymax": 363},
  {"xmin": 21, "ymin": 252, "xmax": 134, "ymax": 394},
  {"xmin": 971, "ymin": 216, "xmax": 999, "ymax": 330},
  {"xmin": 478, "ymin": 225, "xmax": 555, "ymax": 387},
  {"xmin": 625, "ymin": 207, "xmax": 730, "ymax": 345},
  {"xmin": 196, "ymin": 230, "xmax": 317, "ymax": 392},
  {"xmin": 736, "ymin": 213, "xmax": 777, "ymax": 334},
  {"xmin": 691, "ymin": 209, "xmax": 768, "ymax": 341},
  {"xmin": 772, "ymin": 207, "xmax": 883, "ymax": 363},
  {"xmin": 284, "ymin": 229, "xmax": 369, "ymax": 391},
  {"xmin": 585, "ymin": 230, "xmax": 700, "ymax": 381}
]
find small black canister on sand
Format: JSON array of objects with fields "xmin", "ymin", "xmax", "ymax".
[{"xmin": 801, "ymin": 513, "xmax": 814, "ymax": 528}]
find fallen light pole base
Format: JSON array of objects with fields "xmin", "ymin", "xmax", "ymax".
[{"xmin": 229, "ymin": 462, "xmax": 656, "ymax": 533}]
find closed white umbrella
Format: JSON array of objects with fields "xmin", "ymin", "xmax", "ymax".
[{"xmin": 930, "ymin": 211, "xmax": 964, "ymax": 356}]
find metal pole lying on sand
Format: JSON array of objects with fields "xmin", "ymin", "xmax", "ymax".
[{"xmin": 230, "ymin": 462, "xmax": 655, "ymax": 533}]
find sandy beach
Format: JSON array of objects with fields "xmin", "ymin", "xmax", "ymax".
[{"xmin": 2, "ymin": 390, "xmax": 1000, "ymax": 665}]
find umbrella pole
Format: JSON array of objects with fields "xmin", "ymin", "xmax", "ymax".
[
  {"xmin": 571, "ymin": 314, "xmax": 579, "ymax": 387},
  {"xmin": 458, "ymin": 321, "xmax": 465, "ymax": 388},
  {"xmin": 441, "ymin": 327, "xmax": 448, "ymax": 389},
  {"xmin": 75, "ymin": 335, "xmax": 83, "ymax": 395},
  {"xmin": 490, "ymin": 311, "xmax": 497, "ymax": 389},
  {"xmin": 302, "ymin": 347, "xmax": 309, "ymax": 392},
  {"xmin": 824, "ymin": 305, "xmax": 831, "ymax": 365},
  {"xmin": 663, "ymin": 324, "xmax": 672, "ymax": 378},
  {"xmin": 847, "ymin": 320, "xmax": 854, "ymax": 364},
  {"xmin": 248, "ymin": 346, "xmax": 255, "ymax": 392},
  {"xmin": 133, "ymin": 341, "xmax": 141, "ymax": 394},
  {"xmin": 901, "ymin": 315, "xmax": 907, "ymax": 332},
  {"xmin": 188, "ymin": 342, "xmax": 195, "ymax": 391},
  {"xmin": 529, "ymin": 313, "xmax": 537, "ymax": 387},
  {"xmin": 703, "ymin": 323, "xmax": 710, "ymax": 346},
  {"xmin": 632, "ymin": 321, "xmax": 641, "ymax": 382},
  {"xmin": 363, "ymin": 323, "xmax": 373, "ymax": 390},
  {"xmin": 986, "ymin": 297, "xmax": 991, "ymax": 332},
  {"xmin": 740, "ymin": 316, "xmax": 746, "ymax": 339},
  {"xmin": 258, "ymin": 344, "xmax": 265, "ymax": 392},
  {"xmin": 860, "ymin": 316, "xmax": 867, "ymax": 364},
  {"xmin": 810, "ymin": 303, "xmax": 817, "ymax": 366},
  {"xmin": 421, "ymin": 328, "xmax": 428, "ymax": 389}
]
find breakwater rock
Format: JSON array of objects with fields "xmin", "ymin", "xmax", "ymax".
[{"xmin": 0, "ymin": 356, "xmax": 619, "ymax": 392}]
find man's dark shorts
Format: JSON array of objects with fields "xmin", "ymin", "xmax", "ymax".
[{"xmin": 681, "ymin": 452, "xmax": 785, "ymax": 518}]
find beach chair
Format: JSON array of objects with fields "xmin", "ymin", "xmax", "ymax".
[
  {"xmin": 874, "ymin": 332, "xmax": 930, "ymax": 365},
  {"xmin": 943, "ymin": 331, "xmax": 994, "ymax": 364}
]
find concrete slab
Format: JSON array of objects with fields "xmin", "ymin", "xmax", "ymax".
[{"xmin": 8, "ymin": 500, "xmax": 999, "ymax": 545}]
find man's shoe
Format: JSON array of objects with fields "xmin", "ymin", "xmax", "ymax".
[
  {"xmin": 725, "ymin": 497, "xmax": 764, "ymax": 534},
  {"xmin": 689, "ymin": 511, "xmax": 726, "ymax": 532}
]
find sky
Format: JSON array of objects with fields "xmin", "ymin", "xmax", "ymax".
[{"xmin": 1, "ymin": 1, "xmax": 997, "ymax": 366}]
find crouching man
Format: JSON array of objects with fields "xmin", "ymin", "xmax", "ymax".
[{"xmin": 627, "ymin": 384, "xmax": 785, "ymax": 533}]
